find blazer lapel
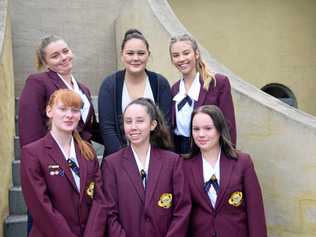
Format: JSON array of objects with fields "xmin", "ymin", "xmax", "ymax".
[
  {"xmin": 121, "ymin": 147, "xmax": 145, "ymax": 203},
  {"xmin": 47, "ymin": 70, "xmax": 68, "ymax": 89},
  {"xmin": 171, "ymin": 81, "xmax": 180, "ymax": 128},
  {"xmin": 145, "ymin": 147, "xmax": 163, "ymax": 206},
  {"xmin": 76, "ymin": 144, "xmax": 87, "ymax": 201},
  {"xmin": 194, "ymin": 77, "xmax": 208, "ymax": 108},
  {"xmin": 192, "ymin": 154, "xmax": 214, "ymax": 212},
  {"xmin": 215, "ymin": 153, "xmax": 235, "ymax": 211},
  {"xmin": 45, "ymin": 133, "xmax": 79, "ymax": 193}
]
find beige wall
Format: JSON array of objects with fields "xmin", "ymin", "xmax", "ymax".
[
  {"xmin": 169, "ymin": 0, "xmax": 316, "ymax": 116},
  {"xmin": 11, "ymin": 0, "xmax": 128, "ymax": 95},
  {"xmin": 116, "ymin": 0, "xmax": 316, "ymax": 236},
  {"xmin": 0, "ymin": 0, "xmax": 15, "ymax": 236}
]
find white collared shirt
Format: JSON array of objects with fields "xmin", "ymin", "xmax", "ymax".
[
  {"xmin": 58, "ymin": 73, "xmax": 90, "ymax": 123},
  {"xmin": 131, "ymin": 145, "xmax": 151, "ymax": 188},
  {"xmin": 173, "ymin": 72, "xmax": 201, "ymax": 137},
  {"xmin": 202, "ymin": 149, "xmax": 221, "ymax": 207},
  {"xmin": 121, "ymin": 75, "xmax": 155, "ymax": 112},
  {"xmin": 51, "ymin": 132, "xmax": 80, "ymax": 191}
]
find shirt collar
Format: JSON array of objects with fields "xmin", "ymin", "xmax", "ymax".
[
  {"xmin": 131, "ymin": 145, "xmax": 151, "ymax": 173},
  {"xmin": 173, "ymin": 72, "xmax": 200, "ymax": 102},
  {"xmin": 202, "ymin": 149, "xmax": 221, "ymax": 184},
  {"xmin": 57, "ymin": 73, "xmax": 80, "ymax": 92}
]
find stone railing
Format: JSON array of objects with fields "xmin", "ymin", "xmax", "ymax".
[
  {"xmin": 0, "ymin": 0, "xmax": 15, "ymax": 236},
  {"xmin": 115, "ymin": 0, "xmax": 316, "ymax": 236}
]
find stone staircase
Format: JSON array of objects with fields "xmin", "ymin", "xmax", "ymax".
[{"xmin": 3, "ymin": 96, "xmax": 103, "ymax": 237}]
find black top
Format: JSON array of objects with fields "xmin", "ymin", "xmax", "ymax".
[{"xmin": 98, "ymin": 69, "xmax": 172, "ymax": 156}]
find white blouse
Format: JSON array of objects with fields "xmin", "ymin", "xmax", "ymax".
[
  {"xmin": 173, "ymin": 72, "xmax": 201, "ymax": 137},
  {"xmin": 121, "ymin": 75, "xmax": 155, "ymax": 112}
]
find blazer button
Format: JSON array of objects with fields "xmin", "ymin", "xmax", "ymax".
[{"xmin": 145, "ymin": 215, "xmax": 150, "ymax": 222}]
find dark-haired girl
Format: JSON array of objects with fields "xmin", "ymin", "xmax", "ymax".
[
  {"xmin": 102, "ymin": 98, "xmax": 190, "ymax": 237},
  {"xmin": 98, "ymin": 29, "xmax": 172, "ymax": 156},
  {"xmin": 184, "ymin": 105, "xmax": 267, "ymax": 237},
  {"xmin": 169, "ymin": 34, "xmax": 236, "ymax": 154},
  {"xmin": 20, "ymin": 89, "xmax": 106, "ymax": 237}
]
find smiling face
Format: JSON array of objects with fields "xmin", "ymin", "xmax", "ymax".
[
  {"xmin": 123, "ymin": 103, "xmax": 157, "ymax": 148},
  {"xmin": 121, "ymin": 38, "xmax": 149, "ymax": 75},
  {"xmin": 170, "ymin": 40, "xmax": 199, "ymax": 78},
  {"xmin": 44, "ymin": 40, "xmax": 74, "ymax": 75},
  {"xmin": 192, "ymin": 112, "xmax": 220, "ymax": 153},
  {"xmin": 47, "ymin": 99, "xmax": 81, "ymax": 134}
]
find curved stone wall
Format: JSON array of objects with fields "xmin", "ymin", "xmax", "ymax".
[
  {"xmin": 116, "ymin": 0, "xmax": 316, "ymax": 236},
  {"xmin": 0, "ymin": 0, "xmax": 15, "ymax": 236}
]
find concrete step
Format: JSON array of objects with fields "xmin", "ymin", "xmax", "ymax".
[
  {"xmin": 4, "ymin": 214, "xmax": 27, "ymax": 237},
  {"xmin": 12, "ymin": 160, "xmax": 20, "ymax": 187},
  {"xmin": 9, "ymin": 186, "xmax": 27, "ymax": 215}
]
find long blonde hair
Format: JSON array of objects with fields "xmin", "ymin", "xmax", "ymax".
[
  {"xmin": 47, "ymin": 89, "xmax": 95, "ymax": 160},
  {"xmin": 169, "ymin": 34, "xmax": 216, "ymax": 90}
]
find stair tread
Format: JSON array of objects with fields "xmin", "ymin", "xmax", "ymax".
[{"xmin": 5, "ymin": 214, "xmax": 27, "ymax": 223}]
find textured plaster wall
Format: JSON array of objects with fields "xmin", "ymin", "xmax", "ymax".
[
  {"xmin": 0, "ymin": 0, "xmax": 15, "ymax": 236},
  {"xmin": 11, "ymin": 0, "xmax": 127, "ymax": 95},
  {"xmin": 116, "ymin": 0, "xmax": 316, "ymax": 236},
  {"xmin": 169, "ymin": 0, "xmax": 316, "ymax": 117}
]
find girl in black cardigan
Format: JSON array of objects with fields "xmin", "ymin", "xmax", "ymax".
[{"xmin": 98, "ymin": 29, "xmax": 172, "ymax": 156}]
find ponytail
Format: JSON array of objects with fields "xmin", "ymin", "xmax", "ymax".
[
  {"xmin": 197, "ymin": 58, "xmax": 216, "ymax": 91},
  {"xmin": 35, "ymin": 48, "xmax": 45, "ymax": 71},
  {"xmin": 73, "ymin": 130, "xmax": 96, "ymax": 160}
]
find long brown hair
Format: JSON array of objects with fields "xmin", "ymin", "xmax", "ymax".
[
  {"xmin": 35, "ymin": 35, "xmax": 65, "ymax": 71},
  {"xmin": 123, "ymin": 98, "xmax": 173, "ymax": 150},
  {"xmin": 47, "ymin": 89, "xmax": 95, "ymax": 160},
  {"xmin": 169, "ymin": 34, "xmax": 216, "ymax": 90},
  {"xmin": 186, "ymin": 105, "xmax": 237, "ymax": 159}
]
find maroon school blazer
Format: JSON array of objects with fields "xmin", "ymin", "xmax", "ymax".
[
  {"xmin": 102, "ymin": 146, "xmax": 191, "ymax": 237},
  {"xmin": 183, "ymin": 151, "xmax": 267, "ymax": 237},
  {"xmin": 18, "ymin": 69, "xmax": 101, "ymax": 146},
  {"xmin": 171, "ymin": 73, "xmax": 237, "ymax": 146},
  {"xmin": 20, "ymin": 133, "xmax": 106, "ymax": 237}
]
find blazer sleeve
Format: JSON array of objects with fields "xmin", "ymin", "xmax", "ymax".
[
  {"xmin": 98, "ymin": 77, "xmax": 122, "ymax": 155},
  {"xmin": 101, "ymin": 159, "xmax": 127, "ymax": 237},
  {"xmin": 19, "ymin": 76, "xmax": 47, "ymax": 146},
  {"xmin": 20, "ymin": 147, "xmax": 77, "ymax": 237},
  {"xmin": 157, "ymin": 76, "xmax": 172, "ymax": 128},
  {"xmin": 83, "ymin": 159, "xmax": 107, "ymax": 237},
  {"xmin": 217, "ymin": 76, "xmax": 237, "ymax": 146},
  {"xmin": 165, "ymin": 157, "xmax": 191, "ymax": 237},
  {"xmin": 243, "ymin": 155, "xmax": 267, "ymax": 237}
]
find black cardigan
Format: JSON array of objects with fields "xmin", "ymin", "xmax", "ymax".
[{"xmin": 98, "ymin": 69, "xmax": 172, "ymax": 156}]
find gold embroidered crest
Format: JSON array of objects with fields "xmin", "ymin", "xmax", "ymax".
[
  {"xmin": 228, "ymin": 191, "xmax": 243, "ymax": 207},
  {"xmin": 86, "ymin": 181, "xmax": 95, "ymax": 199},
  {"xmin": 158, "ymin": 193, "xmax": 172, "ymax": 208}
]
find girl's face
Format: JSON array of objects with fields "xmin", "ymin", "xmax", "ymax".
[
  {"xmin": 170, "ymin": 40, "xmax": 199, "ymax": 78},
  {"xmin": 121, "ymin": 38, "xmax": 149, "ymax": 75},
  {"xmin": 47, "ymin": 99, "xmax": 81, "ymax": 134},
  {"xmin": 44, "ymin": 40, "xmax": 74, "ymax": 75},
  {"xmin": 124, "ymin": 104, "xmax": 157, "ymax": 147},
  {"xmin": 192, "ymin": 112, "xmax": 220, "ymax": 153}
]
